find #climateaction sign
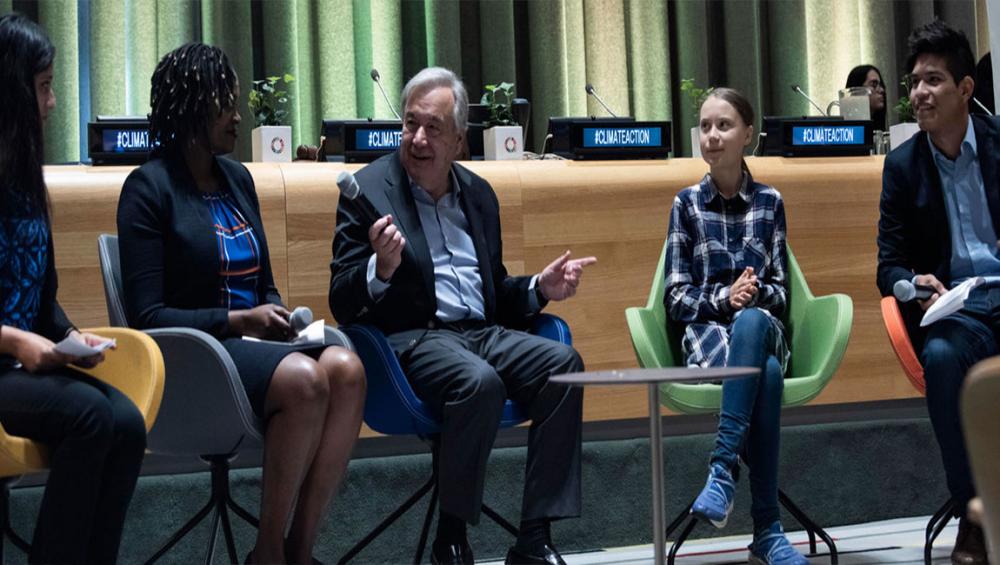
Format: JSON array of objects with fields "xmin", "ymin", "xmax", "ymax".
[{"xmin": 792, "ymin": 125, "xmax": 866, "ymax": 146}]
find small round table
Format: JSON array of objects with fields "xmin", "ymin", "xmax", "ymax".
[{"xmin": 551, "ymin": 367, "xmax": 759, "ymax": 565}]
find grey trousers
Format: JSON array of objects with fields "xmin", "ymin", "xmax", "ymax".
[{"xmin": 388, "ymin": 322, "xmax": 584, "ymax": 524}]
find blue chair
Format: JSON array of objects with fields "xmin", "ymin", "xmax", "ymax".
[{"xmin": 337, "ymin": 314, "xmax": 573, "ymax": 564}]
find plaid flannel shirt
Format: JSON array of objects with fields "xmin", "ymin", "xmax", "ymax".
[{"xmin": 664, "ymin": 172, "xmax": 789, "ymax": 370}]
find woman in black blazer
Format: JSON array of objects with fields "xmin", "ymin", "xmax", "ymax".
[
  {"xmin": 117, "ymin": 43, "xmax": 365, "ymax": 564},
  {"xmin": 0, "ymin": 14, "xmax": 146, "ymax": 564}
]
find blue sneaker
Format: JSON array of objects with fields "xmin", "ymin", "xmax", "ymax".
[
  {"xmin": 690, "ymin": 464, "xmax": 736, "ymax": 528},
  {"xmin": 748, "ymin": 522, "xmax": 809, "ymax": 565}
]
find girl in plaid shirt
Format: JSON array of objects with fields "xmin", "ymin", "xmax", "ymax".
[{"xmin": 664, "ymin": 88, "xmax": 804, "ymax": 565}]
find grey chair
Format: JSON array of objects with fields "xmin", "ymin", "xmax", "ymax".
[{"xmin": 98, "ymin": 234, "xmax": 352, "ymax": 564}]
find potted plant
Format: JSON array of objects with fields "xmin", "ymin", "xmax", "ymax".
[
  {"xmin": 680, "ymin": 78, "xmax": 713, "ymax": 158},
  {"xmin": 890, "ymin": 80, "xmax": 920, "ymax": 152},
  {"xmin": 248, "ymin": 73, "xmax": 295, "ymax": 162},
  {"xmin": 480, "ymin": 82, "xmax": 523, "ymax": 161}
]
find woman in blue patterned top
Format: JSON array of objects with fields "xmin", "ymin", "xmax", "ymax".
[
  {"xmin": 0, "ymin": 13, "xmax": 146, "ymax": 564},
  {"xmin": 664, "ymin": 88, "xmax": 806, "ymax": 565},
  {"xmin": 117, "ymin": 43, "xmax": 365, "ymax": 564}
]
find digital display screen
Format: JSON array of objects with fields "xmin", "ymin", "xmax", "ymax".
[
  {"xmin": 102, "ymin": 128, "xmax": 151, "ymax": 153},
  {"xmin": 354, "ymin": 128, "xmax": 402, "ymax": 151},
  {"xmin": 582, "ymin": 127, "xmax": 662, "ymax": 148},
  {"xmin": 791, "ymin": 125, "xmax": 866, "ymax": 146}
]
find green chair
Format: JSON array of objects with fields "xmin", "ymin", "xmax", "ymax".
[{"xmin": 625, "ymin": 242, "xmax": 852, "ymax": 564}]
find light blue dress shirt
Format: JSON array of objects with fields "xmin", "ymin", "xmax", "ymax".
[
  {"xmin": 366, "ymin": 171, "xmax": 540, "ymax": 321},
  {"xmin": 929, "ymin": 118, "xmax": 1000, "ymax": 286}
]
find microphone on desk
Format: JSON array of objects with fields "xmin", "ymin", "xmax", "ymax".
[
  {"xmin": 894, "ymin": 279, "xmax": 936, "ymax": 302},
  {"xmin": 337, "ymin": 170, "xmax": 383, "ymax": 225},
  {"xmin": 585, "ymin": 83, "xmax": 619, "ymax": 118},
  {"xmin": 371, "ymin": 68, "xmax": 402, "ymax": 120},
  {"xmin": 790, "ymin": 84, "xmax": 829, "ymax": 117}
]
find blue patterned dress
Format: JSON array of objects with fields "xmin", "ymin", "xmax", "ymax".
[
  {"xmin": 0, "ymin": 210, "xmax": 48, "ymax": 332},
  {"xmin": 204, "ymin": 191, "xmax": 262, "ymax": 310}
]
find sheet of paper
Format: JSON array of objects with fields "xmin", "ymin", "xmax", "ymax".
[
  {"xmin": 242, "ymin": 320, "xmax": 326, "ymax": 347},
  {"xmin": 54, "ymin": 336, "xmax": 116, "ymax": 357},
  {"xmin": 921, "ymin": 277, "xmax": 985, "ymax": 327}
]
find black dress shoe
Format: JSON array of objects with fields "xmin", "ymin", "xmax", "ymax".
[
  {"xmin": 431, "ymin": 538, "xmax": 474, "ymax": 565},
  {"xmin": 952, "ymin": 517, "xmax": 988, "ymax": 565},
  {"xmin": 505, "ymin": 544, "xmax": 567, "ymax": 565}
]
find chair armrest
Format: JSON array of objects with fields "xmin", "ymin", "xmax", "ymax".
[
  {"xmin": 783, "ymin": 293, "xmax": 852, "ymax": 405},
  {"xmin": 880, "ymin": 296, "xmax": 925, "ymax": 394},
  {"xmin": 625, "ymin": 306, "xmax": 674, "ymax": 368},
  {"xmin": 75, "ymin": 327, "xmax": 165, "ymax": 432},
  {"xmin": 342, "ymin": 325, "xmax": 439, "ymax": 436},
  {"xmin": 531, "ymin": 313, "xmax": 573, "ymax": 345},
  {"xmin": 324, "ymin": 326, "xmax": 354, "ymax": 352},
  {"xmin": 144, "ymin": 328, "xmax": 263, "ymax": 456}
]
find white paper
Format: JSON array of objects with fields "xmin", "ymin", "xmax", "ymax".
[
  {"xmin": 242, "ymin": 319, "xmax": 326, "ymax": 347},
  {"xmin": 54, "ymin": 336, "xmax": 116, "ymax": 357},
  {"xmin": 920, "ymin": 277, "xmax": 985, "ymax": 327}
]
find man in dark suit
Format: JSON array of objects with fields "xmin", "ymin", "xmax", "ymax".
[
  {"xmin": 877, "ymin": 20, "xmax": 996, "ymax": 565},
  {"xmin": 330, "ymin": 67, "xmax": 596, "ymax": 565}
]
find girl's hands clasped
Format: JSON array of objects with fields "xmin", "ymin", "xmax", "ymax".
[{"xmin": 729, "ymin": 266, "xmax": 759, "ymax": 310}]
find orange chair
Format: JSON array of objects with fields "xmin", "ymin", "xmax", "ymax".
[{"xmin": 879, "ymin": 296, "xmax": 956, "ymax": 564}]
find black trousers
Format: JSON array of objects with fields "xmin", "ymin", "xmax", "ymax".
[
  {"xmin": 919, "ymin": 286, "xmax": 1000, "ymax": 511},
  {"xmin": 389, "ymin": 323, "xmax": 584, "ymax": 525},
  {"xmin": 0, "ymin": 365, "xmax": 146, "ymax": 565}
]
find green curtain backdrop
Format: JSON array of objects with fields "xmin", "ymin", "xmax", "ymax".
[{"xmin": 0, "ymin": 0, "xmax": 987, "ymax": 162}]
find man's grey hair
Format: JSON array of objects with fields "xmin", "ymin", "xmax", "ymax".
[{"xmin": 400, "ymin": 67, "xmax": 469, "ymax": 132}]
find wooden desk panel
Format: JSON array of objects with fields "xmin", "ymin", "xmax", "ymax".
[{"xmin": 45, "ymin": 156, "xmax": 913, "ymax": 433}]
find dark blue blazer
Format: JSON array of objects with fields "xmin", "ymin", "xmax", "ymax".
[
  {"xmin": 117, "ymin": 154, "xmax": 283, "ymax": 338},
  {"xmin": 328, "ymin": 151, "xmax": 536, "ymax": 335},
  {"xmin": 876, "ymin": 114, "xmax": 1000, "ymax": 342}
]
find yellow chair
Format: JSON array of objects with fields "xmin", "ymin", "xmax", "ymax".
[{"xmin": 0, "ymin": 327, "xmax": 164, "ymax": 559}]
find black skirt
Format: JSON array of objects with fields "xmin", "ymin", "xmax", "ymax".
[{"xmin": 221, "ymin": 338, "xmax": 326, "ymax": 418}]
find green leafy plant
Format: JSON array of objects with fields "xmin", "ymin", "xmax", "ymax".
[
  {"xmin": 480, "ymin": 82, "xmax": 516, "ymax": 128},
  {"xmin": 248, "ymin": 74, "xmax": 295, "ymax": 128},
  {"xmin": 895, "ymin": 80, "xmax": 915, "ymax": 123},
  {"xmin": 680, "ymin": 78, "xmax": 714, "ymax": 122}
]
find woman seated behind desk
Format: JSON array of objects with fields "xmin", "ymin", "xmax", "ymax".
[
  {"xmin": 116, "ymin": 43, "xmax": 365, "ymax": 565},
  {"xmin": 664, "ymin": 88, "xmax": 807, "ymax": 565}
]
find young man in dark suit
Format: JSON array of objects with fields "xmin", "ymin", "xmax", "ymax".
[
  {"xmin": 330, "ymin": 67, "xmax": 596, "ymax": 565},
  {"xmin": 877, "ymin": 20, "xmax": 996, "ymax": 565}
]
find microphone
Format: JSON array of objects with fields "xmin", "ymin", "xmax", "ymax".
[
  {"xmin": 893, "ymin": 279, "xmax": 936, "ymax": 302},
  {"xmin": 336, "ymin": 170, "xmax": 383, "ymax": 225},
  {"xmin": 973, "ymin": 96, "xmax": 992, "ymax": 115},
  {"xmin": 790, "ymin": 84, "xmax": 829, "ymax": 116},
  {"xmin": 371, "ymin": 68, "xmax": 401, "ymax": 120},
  {"xmin": 585, "ymin": 83, "xmax": 618, "ymax": 118},
  {"xmin": 289, "ymin": 306, "xmax": 313, "ymax": 333}
]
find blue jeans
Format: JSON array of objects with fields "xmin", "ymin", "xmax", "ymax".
[
  {"xmin": 709, "ymin": 308, "xmax": 784, "ymax": 530},
  {"xmin": 919, "ymin": 286, "xmax": 1000, "ymax": 511}
]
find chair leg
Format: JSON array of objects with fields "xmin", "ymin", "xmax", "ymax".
[
  {"xmin": 667, "ymin": 517, "xmax": 699, "ymax": 565},
  {"xmin": 482, "ymin": 503, "xmax": 518, "ymax": 536},
  {"xmin": 0, "ymin": 479, "xmax": 31, "ymax": 561},
  {"xmin": 414, "ymin": 483, "xmax": 438, "ymax": 565},
  {"xmin": 337, "ymin": 474, "xmax": 437, "ymax": 565},
  {"xmin": 778, "ymin": 489, "xmax": 838, "ymax": 564},
  {"xmin": 925, "ymin": 498, "xmax": 957, "ymax": 565},
  {"xmin": 144, "ymin": 455, "xmax": 258, "ymax": 565}
]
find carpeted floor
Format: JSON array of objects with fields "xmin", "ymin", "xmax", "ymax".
[{"xmin": 3, "ymin": 415, "xmax": 948, "ymax": 564}]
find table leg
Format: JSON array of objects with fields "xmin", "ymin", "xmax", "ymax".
[{"xmin": 649, "ymin": 383, "xmax": 665, "ymax": 565}]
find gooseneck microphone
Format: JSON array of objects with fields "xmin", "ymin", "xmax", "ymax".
[
  {"xmin": 893, "ymin": 279, "xmax": 936, "ymax": 302},
  {"xmin": 585, "ymin": 83, "xmax": 618, "ymax": 118},
  {"xmin": 370, "ymin": 68, "xmax": 401, "ymax": 120},
  {"xmin": 790, "ymin": 84, "xmax": 829, "ymax": 117},
  {"xmin": 336, "ymin": 170, "xmax": 382, "ymax": 225}
]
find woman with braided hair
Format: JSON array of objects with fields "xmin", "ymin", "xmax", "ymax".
[{"xmin": 117, "ymin": 43, "xmax": 365, "ymax": 564}]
